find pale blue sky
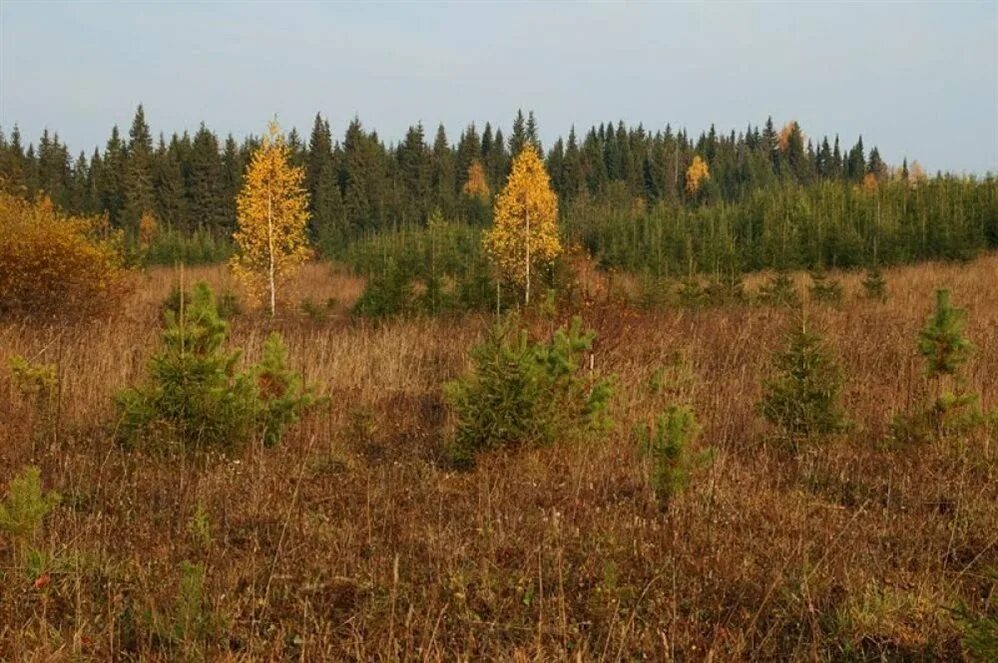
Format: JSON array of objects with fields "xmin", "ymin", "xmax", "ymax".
[{"xmin": 1, "ymin": 1, "xmax": 995, "ymax": 173}]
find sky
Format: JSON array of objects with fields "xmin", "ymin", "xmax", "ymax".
[{"xmin": 1, "ymin": 1, "xmax": 995, "ymax": 174}]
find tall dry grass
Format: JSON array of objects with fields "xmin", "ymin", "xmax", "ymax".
[{"xmin": 0, "ymin": 256, "xmax": 995, "ymax": 660}]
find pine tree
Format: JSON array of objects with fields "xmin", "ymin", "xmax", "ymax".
[
  {"xmin": 154, "ymin": 136, "xmax": 188, "ymax": 231},
  {"xmin": 861, "ymin": 266, "xmax": 887, "ymax": 301},
  {"xmin": 847, "ymin": 136, "xmax": 866, "ymax": 181},
  {"xmin": 430, "ymin": 124, "xmax": 456, "ymax": 217},
  {"xmin": 231, "ymin": 121, "xmax": 311, "ymax": 315},
  {"xmin": 894, "ymin": 289, "xmax": 982, "ymax": 441},
  {"xmin": 508, "ymin": 109, "xmax": 528, "ymax": 158},
  {"xmin": 759, "ymin": 317, "xmax": 846, "ymax": 443},
  {"xmin": 306, "ymin": 115, "xmax": 345, "ymax": 253},
  {"xmin": 484, "ymin": 144, "xmax": 560, "ymax": 305},
  {"xmin": 124, "ymin": 104, "xmax": 156, "ymax": 235},
  {"xmin": 187, "ymin": 124, "xmax": 226, "ymax": 232},
  {"xmin": 101, "ymin": 126, "xmax": 127, "ymax": 226},
  {"xmin": 220, "ymin": 135, "xmax": 243, "ymax": 232},
  {"xmin": 397, "ymin": 123, "xmax": 430, "ymax": 223}
]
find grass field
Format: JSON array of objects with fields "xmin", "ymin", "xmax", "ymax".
[{"xmin": 1, "ymin": 256, "xmax": 996, "ymax": 660}]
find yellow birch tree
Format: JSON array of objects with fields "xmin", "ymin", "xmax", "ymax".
[
  {"xmin": 484, "ymin": 143, "xmax": 560, "ymax": 305},
  {"xmin": 231, "ymin": 120, "xmax": 311, "ymax": 315},
  {"xmin": 685, "ymin": 155, "xmax": 710, "ymax": 197}
]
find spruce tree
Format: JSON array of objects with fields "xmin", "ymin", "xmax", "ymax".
[
  {"xmin": 759, "ymin": 317, "xmax": 846, "ymax": 444},
  {"xmin": 101, "ymin": 126, "xmax": 127, "ymax": 226},
  {"xmin": 124, "ymin": 104, "xmax": 156, "ymax": 234},
  {"xmin": 894, "ymin": 289, "xmax": 982, "ymax": 441},
  {"xmin": 186, "ymin": 124, "xmax": 226, "ymax": 232},
  {"xmin": 306, "ymin": 114, "xmax": 345, "ymax": 252},
  {"xmin": 430, "ymin": 124, "xmax": 456, "ymax": 218},
  {"xmin": 861, "ymin": 266, "xmax": 887, "ymax": 301}
]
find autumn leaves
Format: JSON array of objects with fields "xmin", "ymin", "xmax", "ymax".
[{"xmin": 232, "ymin": 123, "xmax": 712, "ymax": 311}]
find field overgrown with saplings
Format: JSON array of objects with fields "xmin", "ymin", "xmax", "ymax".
[{"xmin": 1, "ymin": 117, "xmax": 996, "ymax": 660}]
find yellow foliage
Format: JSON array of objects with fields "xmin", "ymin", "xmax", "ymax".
[
  {"xmin": 462, "ymin": 159, "xmax": 490, "ymax": 201},
  {"xmin": 230, "ymin": 121, "xmax": 311, "ymax": 315},
  {"xmin": 777, "ymin": 121, "xmax": 804, "ymax": 152},
  {"xmin": 483, "ymin": 144, "xmax": 560, "ymax": 304},
  {"xmin": 862, "ymin": 172, "xmax": 879, "ymax": 193},
  {"xmin": 0, "ymin": 190, "xmax": 126, "ymax": 319},
  {"xmin": 138, "ymin": 211, "xmax": 158, "ymax": 247},
  {"xmin": 685, "ymin": 155, "xmax": 710, "ymax": 197},
  {"xmin": 909, "ymin": 160, "xmax": 927, "ymax": 187}
]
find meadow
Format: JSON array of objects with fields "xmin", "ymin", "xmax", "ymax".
[{"xmin": 1, "ymin": 254, "xmax": 995, "ymax": 660}]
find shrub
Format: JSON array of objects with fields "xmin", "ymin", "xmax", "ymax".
[
  {"xmin": 759, "ymin": 318, "xmax": 846, "ymax": 444},
  {"xmin": 162, "ymin": 284, "xmax": 241, "ymax": 320},
  {"xmin": 254, "ymin": 332, "xmax": 320, "ymax": 447},
  {"xmin": 809, "ymin": 269, "xmax": 843, "ymax": 305},
  {"xmin": 352, "ymin": 257, "xmax": 415, "ymax": 318},
  {"xmin": 757, "ymin": 270, "xmax": 801, "ymax": 308},
  {"xmin": 893, "ymin": 289, "xmax": 983, "ymax": 442},
  {"xmin": 635, "ymin": 405, "xmax": 710, "ymax": 507},
  {"xmin": 300, "ymin": 297, "xmax": 333, "ymax": 321},
  {"xmin": 0, "ymin": 466, "xmax": 60, "ymax": 558},
  {"xmin": 954, "ymin": 568, "xmax": 998, "ymax": 661},
  {"xmin": 149, "ymin": 560, "xmax": 225, "ymax": 656},
  {"xmin": 0, "ymin": 190, "xmax": 126, "ymax": 319},
  {"xmin": 444, "ymin": 316, "xmax": 612, "ymax": 466},
  {"xmin": 8, "ymin": 355, "xmax": 59, "ymax": 450},
  {"xmin": 117, "ymin": 282, "xmax": 318, "ymax": 451},
  {"xmin": 862, "ymin": 266, "xmax": 887, "ymax": 301}
]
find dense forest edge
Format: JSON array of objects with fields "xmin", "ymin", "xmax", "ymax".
[{"xmin": 1, "ymin": 105, "xmax": 995, "ymax": 276}]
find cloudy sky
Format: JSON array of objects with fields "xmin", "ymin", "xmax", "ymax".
[{"xmin": 2, "ymin": 1, "xmax": 995, "ymax": 173}]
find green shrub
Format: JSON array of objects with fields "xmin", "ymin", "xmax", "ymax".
[
  {"xmin": 757, "ymin": 271, "xmax": 801, "ymax": 307},
  {"xmin": 149, "ymin": 561, "xmax": 225, "ymax": 656},
  {"xmin": 352, "ymin": 257, "xmax": 415, "ymax": 318},
  {"xmin": 862, "ymin": 266, "xmax": 887, "ymax": 301},
  {"xmin": 444, "ymin": 316, "xmax": 612, "ymax": 466},
  {"xmin": 893, "ymin": 289, "xmax": 983, "ymax": 442},
  {"xmin": 0, "ymin": 466, "xmax": 60, "ymax": 557},
  {"xmin": 162, "ymin": 284, "xmax": 240, "ymax": 320},
  {"xmin": 117, "ymin": 282, "xmax": 318, "ymax": 451},
  {"xmin": 809, "ymin": 269, "xmax": 843, "ymax": 305},
  {"xmin": 8, "ymin": 355, "xmax": 59, "ymax": 447},
  {"xmin": 954, "ymin": 568, "xmax": 998, "ymax": 661},
  {"xmin": 300, "ymin": 296, "xmax": 334, "ymax": 321},
  {"xmin": 254, "ymin": 333, "xmax": 320, "ymax": 447},
  {"xmin": 759, "ymin": 319, "xmax": 846, "ymax": 444},
  {"xmin": 635, "ymin": 405, "xmax": 710, "ymax": 507}
]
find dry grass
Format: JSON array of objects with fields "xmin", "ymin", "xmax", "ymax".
[{"xmin": 1, "ymin": 256, "xmax": 996, "ymax": 660}]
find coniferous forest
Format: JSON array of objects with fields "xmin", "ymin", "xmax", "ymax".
[{"xmin": 2, "ymin": 105, "xmax": 995, "ymax": 273}]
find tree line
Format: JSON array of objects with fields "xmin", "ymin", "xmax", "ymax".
[
  {"xmin": 0, "ymin": 107, "xmax": 923, "ymax": 236},
  {"xmin": 2, "ymin": 104, "xmax": 994, "ymax": 273}
]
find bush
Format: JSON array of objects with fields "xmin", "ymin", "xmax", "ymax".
[
  {"xmin": 117, "ymin": 282, "xmax": 318, "ymax": 451},
  {"xmin": 352, "ymin": 257, "xmax": 415, "ymax": 318},
  {"xmin": 809, "ymin": 269, "xmax": 843, "ymax": 305},
  {"xmin": 759, "ymin": 319, "xmax": 846, "ymax": 444},
  {"xmin": 162, "ymin": 284, "xmax": 241, "ymax": 320},
  {"xmin": 8, "ymin": 355, "xmax": 59, "ymax": 449},
  {"xmin": 0, "ymin": 466, "xmax": 60, "ymax": 558},
  {"xmin": 954, "ymin": 568, "xmax": 998, "ymax": 661},
  {"xmin": 757, "ymin": 271, "xmax": 801, "ymax": 308},
  {"xmin": 892, "ymin": 289, "xmax": 983, "ymax": 442},
  {"xmin": 862, "ymin": 266, "xmax": 887, "ymax": 301},
  {"xmin": 444, "ymin": 316, "xmax": 612, "ymax": 466},
  {"xmin": 635, "ymin": 405, "xmax": 710, "ymax": 507},
  {"xmin": 0, "ymin": 191, "xmax": 126, "ymax": 319}
]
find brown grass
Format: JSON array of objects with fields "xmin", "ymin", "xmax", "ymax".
[{"xmin": 0, "ymin": 256, "xmax": 996, "ymax": 660}]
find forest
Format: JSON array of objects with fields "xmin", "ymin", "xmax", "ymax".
[{"xmin": 3, "ymin": 105, "xmax": 995, "ymax": 274}]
